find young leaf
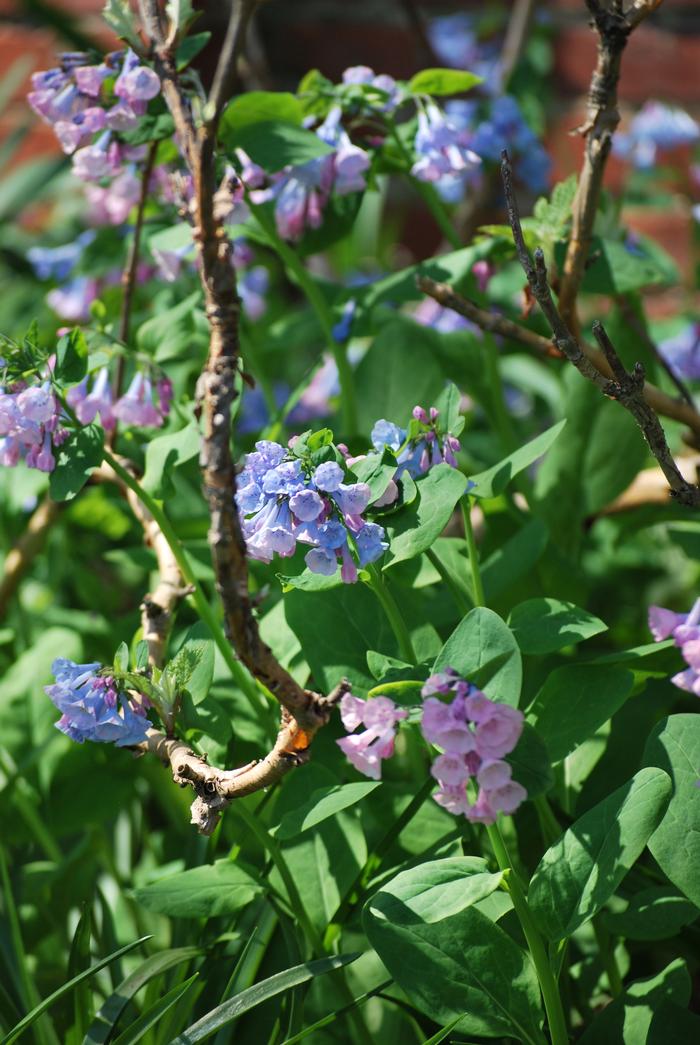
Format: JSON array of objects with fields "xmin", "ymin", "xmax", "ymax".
[
  {"xmin": 508, "ymin": 598, "xmax": 607, "ymax": 654},
  {"xmin": 49, "ymin": 424, "xmax": 104, "ymax": 502},
  {"xmin": 273, "ymin": 782, "xmax": 381, "ymax": 840},
  {"xmin": 231, "ymin": 120, "xmax": 333, "ymax": 173},
  {"xmin": 132, "ymin": 861, "xmax": 262, "ymax": 918},
  {"xmin": 644, "ymin": 714, "xmax": 700, "ymax": 907},
  {"xmin": 433, "ymin": 607, "xmax": 522, "ymax": 706},
  {"xmin": 166, "ymin": 622, "xmax": 215, "ymax": 705},
  {"xmin": 469, "ymin": 420, "xmax": 566, "ymax": 499},
  {"xmin": 527, "ymin": 664, "xmax": 634, "ymax": 763},
  {"xmin": 528, "ymin": 767, "xmax": 672, "ymax": 941},
  {"xmin": 220, "ymin": 91, "xmax": 304, "ymax": 137},
  {"xmin": 384, "ymin": 464, "xmax": 467, "ymax": 569},
  {"xmin": 102, "ymin": 0, "xmax": 142, "ymax": 49},
  {"xmin": 407, "ymin": 68, "xmax": 483, "ymax": 97},
  {"xmin": 55, "ymin": 329, "xmax": 88, "ymax": 384},
  {"xmin": 141, "ymin": 421, "xmax": 200, "ymax": 500}
]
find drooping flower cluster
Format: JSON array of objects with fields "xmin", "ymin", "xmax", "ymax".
[
  {"xmin": 248, "ymin": 107, "xmax": 370, "ymax": 241},
  {"xmin": 340, "ymin": 66, "xmax": 401, "ymax": 113},
  {"xmin": 337, "ymin": 693, "xmax": 408, "ymax": 779},
  {"xmin": 658, "ymin": 323, "xmax": 700, "ymax": 381},
  {"xmin": 236, "ymin": 440, "xmax": 388, "ymax": 582},
  {"xmin": 411, "ymin": 100, "xmax": 482, "ymax": 196},
  {"xmin": 467, "ymin": 95, "xmax": 551, "ymax": 193},
  {"xmin": 427, "ymin": 12, "xmax": 501, "ymax": 92},
  {"xmin": 67, "ymin": 367, "xmax": 171, "ymax": 431},
  {"xmin": 0, "ymin": 377, "xmax": 67, "ymax": 472},
  {"xmin": 370, "ymin": 403, "xmax": 462, "ymax": 480},
  {"xmin": 45, "ymin": 659, "xmax": 151, "ymax": 747},
  {"xmin": 614, "ymin": 101, "xmax": 700, "ymax": 169},
  {"xmin": 421, "ymin": 669, "xmax": 526, "ymax": 824},
  {"xmin": 649, "ymin": 598, "xmax": 700, "ymax": 696},
  {"xmin": 29, "ymin": 49, "xmax": 160, "ymax": 161}
]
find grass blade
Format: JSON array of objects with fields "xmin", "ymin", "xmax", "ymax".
[
  {"xmin": 170, "ymin": 953, "xmax": 361, "ymax": 1045},
  {"xmin": 1, "ymin": 936, "xmax": 152, "ymax": 1045},
  {"xmin": 280, "ymin": 979, "xmax": 392, "ymax": 1045},
  {"xmin": 111, "ymin": 976, "xmax": 198, "ymax": 1045}
]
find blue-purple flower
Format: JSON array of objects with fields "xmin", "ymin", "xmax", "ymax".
[
  {"xmin": 614, "ymin": 101, "xmax": 700, "ymax": 168},
  {"xmin": 370, "ymin": 403, "xmax": 462, "ymax": 480},
  {"xmin": 658, "ymin": 323, "xmax": 700, "ymax": 381},
  {"xmin": 45, "ymin": 658, "xmax": 151, "ymax": 746}
]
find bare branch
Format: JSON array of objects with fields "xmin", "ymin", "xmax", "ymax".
[
  {"xmin": 501, "ymin": 150, "xmax": 700, "ymax": 507},
  {"xmin": 207, "ymin": 0, "xmax": 260, "ymax": 132},
  {"xmin": 498, "ymin": 0, "xmax": 536, "ymax": 91},
  {"xmin": 557, "ymin": 0, "xmax": 663, "ymax": 329}
]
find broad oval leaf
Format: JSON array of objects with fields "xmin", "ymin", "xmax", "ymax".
[
  {"xmin": 433, "ymin": 607, "xmax": 522, "ymax": 706},
  {"xmin": 528, "ymin": 767, "xmax": 672, "ymax": 941},
  {"xmin": 508, "ymin": 598, "xmax": 606, "ymax": 654},
  {"xmin": 363, "ymin": 861, "xmax": 543, "ymax": 1043},
  {"xmin": 527, "ymin": 664, "xmax": 634, "ymax": 763},
  {"xmin": 469, "ymin": 420, "xmax": 566, "ymax": 499},
  {"xmin": 603, "ymin": 886, "xmax": 698, "ymax": 941},
  {"xmin": 232, "ymin": 120, "xmax": 333, "ymax": 173},
  {"xmin": 384, "ymin": 464, "xmax": 467, "ymax": 568},
  {"xmin": 49, "ymin": 424, "xmax": 104, "ymax": 502},
  {"xmin": 274, "ymin": 782, "xmax": 381, "ymax": 840},
  {"xmin": 644, "ymin": 714, "xmax": 700, "ymax": 907},
  {"xmin": 141, "ymin": 421, "xmax": 200, "ymax": 500},
  {"xmin": 407, "ymin": 68, "xmax": 483, "ymax": 97},
  {"xmin": 578, "ymin": 958, "xmax": 690, "ymax": 1045},
  {"xmin": 132, "ymin": 861, "xmax": 262, "ymax": 918}
]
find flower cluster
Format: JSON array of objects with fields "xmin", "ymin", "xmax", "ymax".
[
  {"xmin": 249, "ymin": 107, "xmax": 370, "ymax": 241},
  {"xmin": 411, "ymin": 100, "xmax": 482, "ymax": 197},
  {"xmin": 427, "ymin": 12, "xmax": 501, "ymax": 92},
  {"xmin": 67, "ymin": 367, "xmax": 171, "ymax": 431},
  {"xmin": 370, "ymin": 403, "xmax": 462, "ymax": 480},
  {"xmin": 421, "ymin": 669, "xmax": 526, "ymax": 824},
  {"xmin": 0, "ymin": 378, "xmax": 67, "ymax": 472},
  {"xmin": 649, "ymin": 598, "xmax": 700, "ymax": 696},
  {"xmin": 337, "ymin": 694, "xmax": 408, "ymax": 779},
  {"xmin": 614, "ymin": 101, "xmax": 700, "ymax": 169},
  {"xmin": 29, "ymin": 49, "xmax": 160, "ymax": 161},
  {"xmin": 45, "ymin": 658, "xmax": 151, "ymax": 746},
  {"xmin": 236, "ymin": 439, "xmax": 388, "ymax": 582},
  {"xmin": 658, "ymin": 323, "xmax": 700, "ymax": 381}
]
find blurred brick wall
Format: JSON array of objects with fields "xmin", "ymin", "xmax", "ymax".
[{"xmin": 1, "ymin": 0, "xmax": 698, "ymax": 286}]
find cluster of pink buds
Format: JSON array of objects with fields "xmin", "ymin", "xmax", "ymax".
[
  {"xmin": 29, "ymin": 49, "xmax": 160, "ymax": 157},
  {"xmin": 649, "ymin": 598, "xmax": 700, "ymax": 695},
  {"xmin": 0, "ymin": 378, "xmax": 68, "ymax": 472},
  {"xmin": 337, "ymin": 694, "xmax": 408, "ymax": 779},
  {"xmin": 67, "ymin": 368, "xmax": 172, "ymax": 431},
  {"xmin": 420, "ymin": 668, "xmax": 526, "ymax": 824}
]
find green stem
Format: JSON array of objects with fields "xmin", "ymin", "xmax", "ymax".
[
  {"xmin": 386, "ymin": 119, "xmax": 462, "ymax": 251},
  {"xmin": 486, "ymin": 822, "xmax": 568, "ymax": 1045},
  {"xmin": 534, "ymin": 795, "xmax": 563, "ymax": 849},
  {"xmin": 461, "ymin": 497, "xmax": 485, "ymax": 608},
  {"xmin": 248, "ymin": 201, "xmax": 358, "ymax": 436},
  {"xmin": 365, "ymin": 564, "xmax": 417, "ymax": 665},
  {"xmin": 593, "ymin": 916, "xmax": 623, "ymax": 998},
  {"xmin": 426, "ymin": 547, "xmax": 473, "ymax": 615},
  {"xmin": 102, "ymin": 450, "xmax": 267, "ymax": 715}
]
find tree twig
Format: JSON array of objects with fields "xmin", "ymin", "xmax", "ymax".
[
  {"xmin": 416, "ymin": 275, "xmax": 700, "ymax": 438},
  {"xmin": 396, "ymin": 0, "xmax": 443, "ymax": 67},
  {"xmin": 616, "ymin": 296, "xmax": 695, "ymax": 408},
  {"xmin": 501, "ymin": 149, "xmax": 700, "ymax": 507},
  {"xmin": 557, "ymin": 0, "xmax": 663, "ymax": 330},
  {"xmin": 206, "ymin": 0, "xmax": 260, "ymax": 129},
  {"xmin": 0, "ymin": 496, "xmax": 62, "ymax": 619},
  {"xmin": 498, "ymin": 0, "xmax": 536, "ymax": 91}
]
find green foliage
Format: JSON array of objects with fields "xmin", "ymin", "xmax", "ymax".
[
  {"xmin": 508, "ymin": 598, "xmax": 607, "ymax": 654},
  {"xmin": 407, "ymin": 69, "xmax": 483, "ymax": 96},
  {"xmin": 434, "ymin": 607, "xmax": 522, "ymax": 705},
  {"xmin": 49, "ymin": 424, "xmax": 104, "ymax": 502},
  {"xmin": 132, "ymin": 861, "xmax": 262, "ymax": 918}
]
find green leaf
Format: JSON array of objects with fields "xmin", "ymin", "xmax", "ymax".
[
  {"xmin": 603, "ymin": 887, "xmax": 698, "ymax": 941},
  {"xmin": 55, "ymin": 329, "xmax": 88, "ymax": 384},
  {"xmin": 176, "ymin": 31, "xmax": 210, "ymax": 69},
  {"xmin": 166, "ymin": 0, "xmax": 196, "ymax": 30},
  {"xmin": 578, "ymin": 959, "xmax": 690, "ymax": 1045},
  {"xmin": 67, "ymin": 904, "xmax": 93, "ymax": 1042},
  {"xmin": 1, "ymin": 936, "xmax": 150, "ymax": 1045},
  {"xmin": 274, "ymin": 782, "xmax": 381, "ymax": 840},
  {"xmin": 231, "ymin": 120, "xmax": 332, "ymax": 173},
  {"xmin": 348, "ymin": 449, "xmax": 397, "ymax": 503},
  {"xmin": 528, "ymin": 767, "xmax": 672, "ymax": 941},
  {"xmin": 102, "ymin": 0, "xmax": 141, "ymax": 48},
  {"xmin": 136, "ymin": 291, "xmax": 206, "ymax": 363},
  {"xmin": 363, "ymin": 861, "xmax": 543, "ymax": 1043},
  {"xmin": 141, "ymin": 421, "xmax": 200, "ymax": 499},
  {"xmin": 527, "ymin": 664, "xmax": 634, "ymax": 763},
  {"xmin": 166, "ymin": 622, "xmax": 215, "ymax": 705},
  {"xmin": 49, "ymin": 424, "xmax": 104, "ymax": 502},
  {"xmin": 384, "ymin": 464, "xmax": 467, "ymax": 569},
  {"xmin": 433, "ymin": 607, "xmax": 522, "ymax": 706},
  {"xmin": 132, "ymin": 861, "xmax": 262, "ymax": 918},
  {"xmin": 508, "ymin": 598, "xmax": 607, "ymax": 654},
  {"xmin": 644, "ymin": 714, "xmax": 700, "ymax": 906},
  {"xmin": 570, "ymin": 237, "xmax": 675, "ymax": 295},
  {"xmin": 407, "ymin": 68, "xmax": 483, "ymax": 96},
  {"xmin": 120, "ymin": 112, "xmax": 175, "ymax": 146},
  {"xmin": 83, "ymin": 947, "xmax": 201, "ymax": 1045},
  {"xmin": 111, "ymin": 975, "xmax": 198, "ymax": 1045},
  {"xmin": 469, "ymin": 420, "xmax": 566, "ymax": 499},
  {"xmin": 220, "ymin": 92, "xmax": 303, "ymax": 138},
  {"xmin": 354, "ymin": 317, "xmax": 447, "ymax": 434},
  {"xmin": 507, "ymin": 723, "xmax": 553, "ymax": 798},
  {"xmin": 481, "ymin": 517, "xmax": 549, "ymax": 600},
  {"xmin": 170, "ymin": 954, "xmax": 360, "ymax": 1044}
]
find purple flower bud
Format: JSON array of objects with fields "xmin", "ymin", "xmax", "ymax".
[{"xmin": 314, "ymin": 461, "xmax": 344, "ymax": 492}]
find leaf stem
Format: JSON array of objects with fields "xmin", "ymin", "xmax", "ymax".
[
  {"xmin": 365, "ymin": 563, "xmax": 417, "ymax": 665},
  {"xmin": 247, "ymin": 200, "xmax": 358, "ymax": 435},
  {"xmin": 486, "ymin": 821, "xmax": 568, "ymax": 1045},
  {"xmin": 102, "ymin": 449, "xmax": 268, "ymax": 715},
  {"xmin": 461, "ymin": 497, "xmax": 485, "ymax": 608},
  {"xmin": 426, "ymin": 547, "xmax": 473, "ymax": 614}
]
